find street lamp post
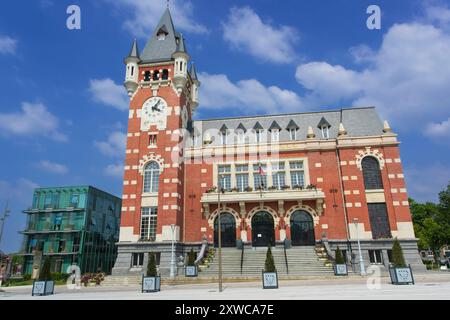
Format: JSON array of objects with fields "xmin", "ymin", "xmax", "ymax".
[
  {"xmin": 217, "ymin": 175, "xmax": 223, "ymax": 293},
  {"xmin": 170, "ymin": 224, "xmax": 176, "ymax": 278},
  {"xmin": 353, "ymin": 218, "xmax": 366, "ymax": 276}
]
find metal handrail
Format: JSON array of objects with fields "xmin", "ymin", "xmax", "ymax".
[
  {"xmin": 284, "ymin": 240, "xmax": 289, "ymax": 274},
  {"xmin": 240, "ymin": 243, "xmax": 244, "ymax": 274}
]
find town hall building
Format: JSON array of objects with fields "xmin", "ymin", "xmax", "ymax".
[{"xmin": 111, "ymin": 8, "xmax": 424, "ymax": 277}]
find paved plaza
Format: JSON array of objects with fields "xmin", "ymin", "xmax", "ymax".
[{"xmin": 1, "ymin": 272, "xmax": 449, "ymax": 300}]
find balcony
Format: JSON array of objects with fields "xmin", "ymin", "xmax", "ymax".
[
  {"xmin": 23, "ymin": 207, "xmax": 83, "ymax": 214},
  {"xmin": 201, "ymin": 186, "xmax": 324, "ymax": 204}
]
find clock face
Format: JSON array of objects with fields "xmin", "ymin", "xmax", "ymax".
[{"xmin": 141, "ymin": 97, "xmax": 168, "ymax": 131}]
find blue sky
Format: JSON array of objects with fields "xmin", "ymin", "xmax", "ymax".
[{"xmin": 0, "ymin": 0, "xmax": 449, "ymax": 253}]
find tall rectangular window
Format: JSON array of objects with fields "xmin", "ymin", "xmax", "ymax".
[
  {"xmin": 368, "ymin": 203, "xmax": 391, "ymax": 239},
  {"xmin": 140, "ymin": 207, "xmax": 158, "ymax": 241},
  {"xmin": 149, "ymin": 134, "xmax": 157, "ymax": 147},
  {"xmin": 253, "ymin": 164, "xmax": 267, "ymax": 190},
  {"xmin": 220, "ymin": 132, "xmax": 227, "ymax": 145},
  {"xmin": 321, "ymin": 127, "xmax": 330, "ymax": 139},
  {"xmin": 70, "ymin": 194, "xmax": 79, "ymax": 208},
  {"xmin": 272, "ymin": 162, "xmax": 286, "ymax": 189},
  {"xmin": 236, "ymin": 165, "xmax": 249, "ymax": 192},
  {"xmin": 289, "ymin": 129, "xmax": 297, "ymax": 141},
  {"xmin": 369, "ymin": 250, "xmax": 383, "ymax": 264},
  {"xmin": 44, "ymin": 195, "xmax": 52, "ymax": 209},
  {"xmin": 271, "ymin": 130, "xmax": 279, "ymax": 142},
  {"xmin": 290, "ymin": 161, "xmax": 305, "ymax": 187},
  {"xmin": 218, "ymin": 165, "xmax": 232, "ymax": 191},
  {"xmin": 132, "ymin": 253, "xmax": 144, "ymax": 267}
]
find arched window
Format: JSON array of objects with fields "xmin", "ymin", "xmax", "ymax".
[
  {"xmin": 152, "ymin": 70, "xmax": 160, "ymax": 81},
  {"xmin": 144, "ymin": 71, "xmax": 151, "ymax": 81},
  {"xmin": 161, "ymin": 69, "xmax": 169, "ymax": 80},
  {"xmin": 362, "ymin": 156, "xmax": 383, "ymax": 190},
  {"xmin": 143, "ymin": 161, "xmax": 160, "ymax": 193}
]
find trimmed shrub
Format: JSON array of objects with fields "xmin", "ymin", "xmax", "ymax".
[
  {"xmin": 392, "ymin": 238, "xmax": 407, "ymax": 267},
  {"xmin": 147, "ymin": 252, "xmax": 157, "ymax": 277},
  {"xmin": 187, "ymin": 249, "xmax": 196, "ymax": 267},
  {"xmin": 335, "ymin": 246, "xmax": 345, "ymax": 264},
  {"xmin": 38, "ymin": 256, "xmax": 52, "ymax": 281},
  {"xmin": 264, "ymin": 247, "xmax": 276, "ymax": 272}
]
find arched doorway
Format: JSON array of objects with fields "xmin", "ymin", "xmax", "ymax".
[
  {"xmin": 251, "ymin": 211, "xmax": 275, "ymax": 247},
  {"xmin": 214, "ymin": 213, "xmax": 236, "ymax": 247},
  {"xmin": 290, "ymin": 210, "xmax": 315, "ymax": 246}
]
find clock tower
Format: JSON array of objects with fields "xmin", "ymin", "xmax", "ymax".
[{"xmin": 113, "ymin": 8, "xmax": 200, "ymax": 276}]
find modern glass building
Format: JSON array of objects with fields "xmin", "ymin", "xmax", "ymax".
[{"xmin": 20, "ymin": 186, "xmax": 121, "ymax": 275}]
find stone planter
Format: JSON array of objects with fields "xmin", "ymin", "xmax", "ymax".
[
  {"xmin": 262, "ymin": 271, "xmax": 278, "ymax": 289},
  {"xmin": 185, "ymin": 266, "xmax": 198, "ymax": 277},
  {"xmin": 142, "ymin": 275, "xmax": 161, "ymax": 293},
  {"xmin": 32, "ymin": 280, "xmax": 54, "ymax": 296},
  {"xmin": 334, "ymin": 264, "xmax": 348, "ymax": 276},
  {"xmin": 389, "ymin": 265, "xmax": 414, "ymax": 285}
]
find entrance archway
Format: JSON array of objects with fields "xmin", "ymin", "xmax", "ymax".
[
  {"xmin": 290, "ymin": 210, "xmax": 315, "ymax": 246},
  {"xmin": 251, "ymin": 211, "xmax": 275, "ymax": 247},
  {"xmin": 214, "ymin": 213, "xmax": 236, "ymax": 247}
]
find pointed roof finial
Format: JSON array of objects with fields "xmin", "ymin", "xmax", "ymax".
[
  {"xmin": 307, "ymin": 126, "xmax": 316, "ymax": 139},
  {"xmin": 383, "ymin": 120, "xmax": 392, "ymax": 133},
  {"xmin": 338, "ymin": 123, "xmax": 347, "ymax": 136}
]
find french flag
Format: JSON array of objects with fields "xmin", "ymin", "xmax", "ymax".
[{"xmin": 258, "ymin": 163, "xmax": 266, "ymax": 176}]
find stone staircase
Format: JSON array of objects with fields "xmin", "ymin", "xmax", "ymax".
[
  {"xmin": 101, "ymin": 245, "xmax": 335, "ymax": 286},
  {"xmin": 199, "ymin": 245, "xmax": 333, "ymax": 278}
]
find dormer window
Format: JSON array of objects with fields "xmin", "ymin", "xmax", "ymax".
[
  {"xmin": 321, "ymin": 126, "xmax": 330, "ymax": 139},
  {"xmin": 219, "ymin": 124, "xmax": 228, "ymax": 145},
  {"xmin": 286, "ymin": 120, "xmax": 299, "ymax": 141},
  {"xmin": 289, "ymin": 129, "xmax": 297, "ymax": 141},
  {"xmin": 157, "ymin": 26, "xmax": 168, "ymax": 41},
  {"xmin": 317, "ymin": 117, "xmax": 331, "ymax": 140},
  {"xmin": 271, "ymin": 129, "xmax": 279, "ymax": 142}
]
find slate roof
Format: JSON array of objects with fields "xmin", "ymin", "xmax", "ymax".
[
  {"xmin": 140, "ymin": 8, "xmax": 179, "ymax": 63},
  {"xmin": 189, "ymin": 107, "xmax": 385, "ymax": 146}
]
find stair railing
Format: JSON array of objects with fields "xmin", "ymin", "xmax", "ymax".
[
  {"xmin": 194, "ymin": 236, "xmax": 209, "ymax": 266},
  {"xmin": 284, "ymin": 239, "xmax": 289, "ymax": 274},
  {"xmin": 240, "ymin": 243, "xmax": 244, "ymax": 274}
]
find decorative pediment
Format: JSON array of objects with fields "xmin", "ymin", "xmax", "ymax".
[{"xmin": 355, "ymin": 147, "xmax": 385, "ymax": 171}]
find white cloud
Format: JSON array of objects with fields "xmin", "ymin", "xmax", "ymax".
[
  {"xmin": 0, "ymin": 35, "xmax": 17, "ymax": 54},
  {"xmin": 0, "ymin": 102, "xmax": 66, "ymax": 141},
  {"xmin": 37, "ymin": 160, "xmax": 68, "ymax": 175},
  {"xmin": 222, "ymin": 7, "xmax": 298, "ymax": 64},
  {"xmin": 104, "ymin": 163, "xmax": 124, "ymax": 178},
  {"xmin": 198, "ymin": 72, "xmax": 303, "ymax": 115},
  {"xmin": 424, "ymin": 117, "xmax": 450, "ymax": 138},
  {"xmin": 425, "ymin": 4, "xmax": 450, "ymax": 30},
  {"xmin": 89, "ymin": 78, "xmax": 129, "ymax": 111},
  {"xmin": 103, "ymin": 0, "xmax": 207, "ymax": 37},
  {"xmin": 295, "ymin": 22, "xmax": 450, "ymax": 132},
  {"xmin": 94, "ymin": 131, "xmax": 127, "ymax": 157},
  {"xmin": 404, "ymin": 163, "xmax": 450, "ymax": 203}
]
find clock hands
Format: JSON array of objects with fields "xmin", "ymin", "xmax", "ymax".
[{"xmin": 151, "ymin": 100, "xmax": 162, "ymax": 112}]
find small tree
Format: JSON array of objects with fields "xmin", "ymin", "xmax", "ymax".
[
  {"xmin": 187, "ymin": 249, "xmax": 196, "ymax": 267},
  {"xmin": 335, "ymin": 246, "xmax": 345, "ymax": 264},
  {"xmin": 392, "ymin": 238, "xmax": 406, "ymax": 267},
  {"xmin": 147, "ymin": 253, "xmax": 157, "ymax": 277},
  {"xmin": 38, "ymin": 256, "xmax": 52, "ymax": 281},
  {"xmin": 264, "ymin": 247, "xmax": 276, "ymax": 272}
]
